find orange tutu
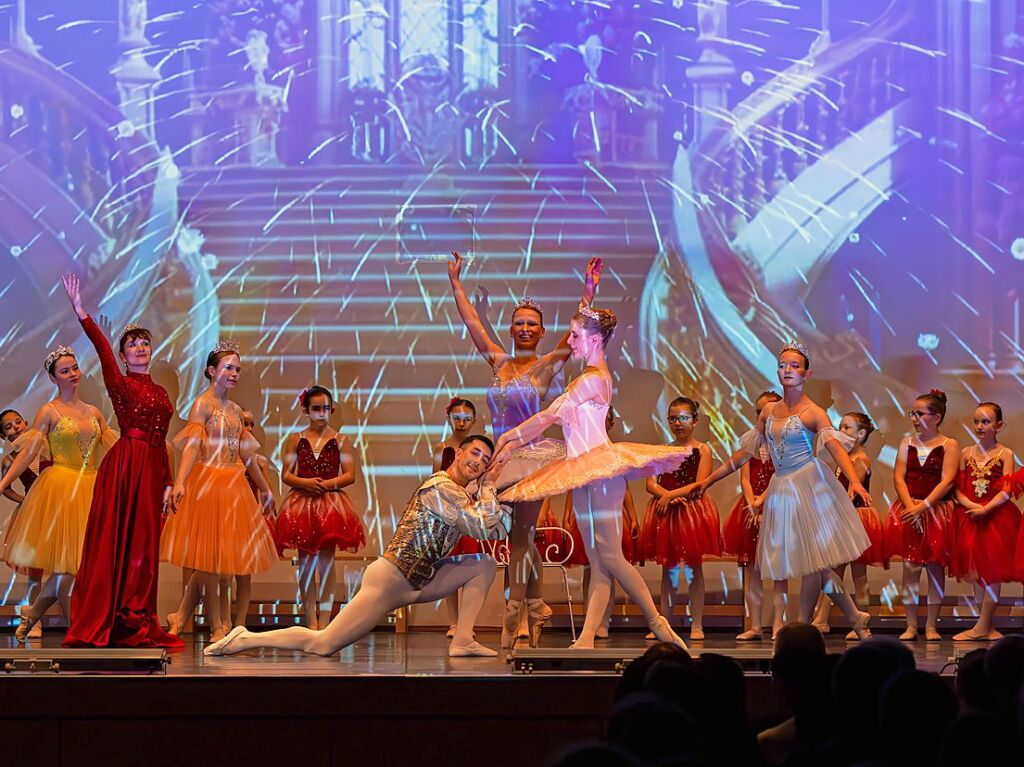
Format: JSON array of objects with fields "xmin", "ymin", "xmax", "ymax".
[
  {"xmin": 852, "ymin": 506, "xmax": 887, "ymax": 566},
  {"xmin": 161, "ymin": 462, "xmax": 278, "ymax": 575},
  {"xmin": 638, "ymin": 497, "xmax": 722, "ymax": 567},
  {"xmin": 951, "ymin": 501, "xmax": 1020, "ymax": 584},
  {"xmin": 884, "ymin": 499, "xmax": 954, "ymax": 567},
  {"xmin": 274, "ymin": 489, "xmax": 365, "ymax": 555},
  {"xmin": 722, "ymin": 497, "xmax": 759, "ymax": 566}
]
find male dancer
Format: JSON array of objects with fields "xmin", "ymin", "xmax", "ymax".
[{"xmin": 206, "ymin": 435, "xmax": 510, "ymax": 658}]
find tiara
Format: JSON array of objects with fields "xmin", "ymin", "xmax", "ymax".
[
  {"xmin": 211, "ymin": 339, "xmax": 241, "ymax": 355},
  {"xmin": 43, "ymin": 345, "xmax": 75, "ymax": 372},
  {"xmin": 119, "ymin": 322, "xmax": 141, "ymax": 341},
  {"xmin": 577, "ymin": 301, "xmax": 601, "ymax": 321},
  {"xmin": 780, "ymin": 340, "xmax": 811, "ymax": 362},
  {"xmin": 514, "ymin": 296, "xmax": 544, "ymax": 315}
]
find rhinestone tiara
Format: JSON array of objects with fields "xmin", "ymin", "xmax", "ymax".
[
  {"xmin": 780, "ymin": 339, "xmax": 811, "ymax": 363},
  {"xmin": 211, "ymin": 339, "xmax": 241, "ymax": 355},
  {"xmin": 576, "ymin": 301, "xmax": 601, "ymax": 321},
  {"xmin": 43, "ymin": 345, "xmax": 75, "ymax": 372},
  {"xmin": 513, "ymin": 296, "xmax": 544, "ymax": 316}
]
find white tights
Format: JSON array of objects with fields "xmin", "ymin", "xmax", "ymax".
[{"xmin": 219, "ymin": 554, "xmax": 496, "ymax": 656}]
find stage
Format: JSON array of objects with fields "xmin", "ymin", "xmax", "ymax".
[{"xmin": 0, "ymin": 628, "xmax": 963, "ymax": 767}]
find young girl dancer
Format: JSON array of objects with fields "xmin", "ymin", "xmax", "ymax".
[
  {"xmin": 721, "ymin": 391, "xmax": 789, "ymax": 640},
  {"xmin": 449, "ymin": 251, "xmax": 600, "ymax": 648},
  {"xmin": 162, "ymin": 344, "xmax": 278, "ymax": 642},
  {"xmin": 0, "ymin": 348, "xmax": 116, "ymax": 642},
  {"xmin": 275, "ymin": 385, "xmax": 365, "ymax": 629},
  {"xmin": 639, "ymin": 397, "xmax": 722, "ymax": 641},
  {"xmin": 493, "ymin": 303, "xmax": 691, "ymax": 650},
  {"xmin": 950, "ymin": 402, "xmax": 1019, "ymax": 641},
  {"xmin": 433, "ymin": 396, "xmax": 483, "ymax": 638},
  {"xmin": 1, "ymin": 408, "xmax": 45, "ymax": 638},
  {"xmin": 691, "ymin": 342, "xmax": 873, "ymax": 638},
  {"xmin": 59, "ymin": 274, "xmax": 182, "ymax": 649},
  {"xmin": 813, "ymin": 412, "xmax": 886, "ymax": 639},
  {"xmin": 884, "ymin": 390, "xmax": 959, "ymax": 641}
]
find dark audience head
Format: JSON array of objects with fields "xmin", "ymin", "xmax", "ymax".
[
  {"xmin": 544, "ymin": 741, "xmax": 641, "ymax": 767},
  {"xmin": 607, "ymin": 692, "xmax": 701, "ymax": 765},
  {"xmin": 984, "ymin": 635, "xmax": 1024, "ymax": 710},
  {"xmin": 956, "ymin": 648, "xmax": 996, "ymax": 714},
  {"xmin": 939, "ymin": 712, "xmax": 1021, "ymax": 767},
  {"xmin": 615, "ymin": 642, "xmax": 693, "ymax": 702},
  {"xmin": 771, "ymin": 623, "xmax": 832, "ymax": 740},
  {"xmin": 878, "ymin": 670, "xmax": 958, "ymax": 764}
]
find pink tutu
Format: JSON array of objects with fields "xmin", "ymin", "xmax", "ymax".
[
  {"xmin": 722, "ymin": 497, "xmax": 759, "ymax": 566},
  {"xmin": 638, "ymin": 497, "xmax": 722, "ymax": 567},
  {"xmin": 499, "ymin": 442, "xmax": 693, "ymax": 503},
  {"xmin": 274, "ymin": 490, "xmax": 365, "ymax": 555}
]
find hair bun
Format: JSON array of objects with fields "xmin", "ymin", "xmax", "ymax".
[{"xmin": 929, "ymin": 388, "xmax": 947, "ymax": 403}]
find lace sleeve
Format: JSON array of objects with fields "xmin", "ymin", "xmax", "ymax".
[
  {"xmin": 11, "ymin": 428, "xmax": 49, "ymax": 462},
  {"xmin": 815, "ymin": 427, "xmax": 855, "ymax": 457},
  {"xmin": 420, "ymin": 477, "xmax": 513, "ymax": 540},
  {"xmin": 737, "ymin": 428, "xmax": 767, "ymax": 458}
]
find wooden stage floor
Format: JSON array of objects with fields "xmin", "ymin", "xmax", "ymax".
[{"xmin": 0, "ymin": 628, "xmax": 965, "ymax": 767}]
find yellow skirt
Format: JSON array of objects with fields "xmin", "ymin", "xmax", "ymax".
[
  {"xmin": 160, "ymin": 462, "xmax": 277, "ymax": 575},
  {"xmin": 3, "ymin": 464, "xmax": 97, "ymax": 575}
]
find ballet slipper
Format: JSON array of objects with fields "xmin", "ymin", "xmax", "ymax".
[
  {"xmin": 569, "ymin": 638, "xmax": 595, "ymax": 650},
  {"xmin": 446, "ymin": 625, "xmax": 456, "ymax": 639},
  {"xmin": 28, "ymin": 621, "xmax": 42, "ymax": 640},
  {"xmin": 925, "ymin": 627, "xmax": 942, "ymax": 642},
  {"xmin": 899, "ymin": 627, "xmax": 919, "ymax": 641},
  {"xmin": 648, "ymin": 615, "xmax": 690, "ymax": 653},
  {"xmin": 812, "ymin": 622, "xmax": 830, "ymax": 635},
  {"xmin": 952, "ymin": 629, "xmax": 1003, "ymax": 642},
  {"xmin": 644, "ymin": 632, "xmax": 656, "ymax": 641},
  {"xmin": 851, "ymin": 611, "xmax": 871, "ymax": 641},
  {"xmin": 736, "ymin": 629, "xmax": 762, "ymax": 641},
  {"xmin": 595, "ymin": 626, "xmax": 610, "ymax": 640},
  {"xmin": 204, "ymin": 626, "xmax": 247, "ymax": 656},
  {"xmin": 166, "ymin": 612, "xmax": 185, "ymax": 637},
  {"xmin": 689, "ymin": 627, "xmax": 705, "ymax": 641},
  {"xmin": 14, "ymin": 605, "xmax": 34, "ymax": 644},
  {"xmin": 526, "ymin": 598, "xmax": 550, "ymax": 648},
  {"xmin": 845, "ymin": 630, "xmax": 860, "ymax": 641},
  {"xmin": 448, "ymin": 641, "xmax": 498, "ymax": 658},
  {"xmin": 501, "ymin": 600, "xmax": 522, "ymax": 649}
]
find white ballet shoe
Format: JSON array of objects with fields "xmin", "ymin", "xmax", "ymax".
[
  {"xmin": 448, "ymin": 641, "xmax": 498, "ymax": 658},
  {"xmin": 648, "ymin": 615, "xmax": 690, "ymax": 653},
  {"xmin": 166, "ymin": 612, "xmax": 185, "ymax": 637},
  {"xmin": 204, "ymin": 626, "xmax": 247, "ymax": 656}
]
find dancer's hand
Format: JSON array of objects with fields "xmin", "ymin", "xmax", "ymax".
[
  {"xmin": 654, "ymin": 493, "xmax": 676, "ymax": 515},
  {"xmin": 170, "ymin": 483, "xmax": 186, "ymax": 510},
  {"xmin": 448, "ymin": 251, "xmax": 464, "ymax": 283},
  {"xmin": 60, "ymin": 273, "xmax": 87, "ymax": 319},
  {"xmin": 964, "ymin": 503, "xmax": 989, "ymax": 519},
  {"xmin": 301, "ymin": 477, "xmax": 326, "ymax": 497},
  {"xmin": 687, "ymin": 480, "xmax": 708, "ymax": 500},
  {"xmin": 162, "ymin": 486, "xmax": 175, "ymax": 515},
  {"xmin": 629, "ymin": 518, "xmax": 640, "ymax": 539},
  {"xmin": 96, "ymin": 313, "xmax": 113, "ymax": 339},
  {"xmin": 899, "ymin": 502, "xmax": 923, "ymax": 524},
  {"xmin": 261, "ymin": 491, "xmax": 277, "ymax": 517},
  {"xmin": 848, "ymin": 481, "xmax": 872, "ymax": 508},
  {"xmin": 583, "ymin": 257, "xmax": 603, "ymax": 302},
  {"xmin": 745, "ymin": 510, "xmax": 761, "ymax": 529},
  {"xmin": 473, "ymin": 284, "xmax": 490, "ymax": 312}
]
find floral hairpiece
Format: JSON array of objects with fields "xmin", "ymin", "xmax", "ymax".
[
  {"xmin": 211, "ymin": 339, "xmax": 241, "ymax": 355},
  {"xmin": 577, "ymin": 301, "xmax": 601, "ymax": 321},
  {"xmin": 929, "ymin": 388, "xmax": 945, "ymax": 398},
  {"xmin": 514, "ymin": 296, "xmax": 544, "ymax": 316},
  {"xmin": 296, "ymin": 387, "xmax": 309, "ymax": 406},
  {"xmin": 43, "ymin": 345, "xmax": 75, "ymax": 372},
  {"xmin": 780, "ymin": 340, "xmax": 811, "ymax": 363}
]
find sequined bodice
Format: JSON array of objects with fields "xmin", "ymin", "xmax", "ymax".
[
  {"xmin": 750, "ymin": 455, "xmax": 775, "ymax": 495},
  {"xmin": 296, "ymin": 437, "xmax": 340, "ymax": 481},
  {"xmin": 837, "ymin": 469, "xmax": 872, "ymax": 508},
  {"xmin": 658, "ymin": 449, "xmax": 700, "ymax": 490},
  {"xmin": 203, "ymin": 407, "xmax": 243, "ymax": 465},
  {"xmin": 383, "ymin": 475, "xmax": 465, "ymax": 589},
  {"xmin": 961, "ymin": 453, "xmax": 1004, "ymax": 503},
  {"xmin": 49, "ymin": 415, "xmax": 101, "ymax": 471},
  {"xmin": 906, "ymin": 444, "xmax": 945, "ymax": 499},
  {"xmin": 764, "ymin": 414, "xmax": 815, "ymax": 475},
  {"xmin": 487, "ymin": 372, "xmax": 540, "ymax": 440}
]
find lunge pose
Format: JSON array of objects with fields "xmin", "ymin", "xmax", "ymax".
[{"xmin": 205, "ymin": 435, "xmax": 510, "ymax": 659}]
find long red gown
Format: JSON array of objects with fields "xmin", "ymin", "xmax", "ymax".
[{"xmin": 63, "ymin": 315, "xmax": 184, "ymax": 649}]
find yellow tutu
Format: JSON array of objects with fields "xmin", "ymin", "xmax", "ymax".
[{"xmin": 161, "ymin": 461, "xmax": 278, "ymax": 575}]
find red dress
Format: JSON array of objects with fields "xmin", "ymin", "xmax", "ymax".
[
  {"xmin": 64, "ymin": 316, "xmax": 183, "ymax": 649},
  {"xmin": 838, "ymin": 470, "xmax": 887, "ymax": 566},
  {"xmin": 245, "ymin": 460, "xmax": 283, "ymax": 558},
  {"xmin": 638, "ymin": 449, "xmax": 723, "ymax": 567},
  {"xmin": 951, "ymin": 455, "xmax": 1020, "ymax": 584},
  {"xmin": 274, "ymin": 437, "xmax": 366, "ymax": 554},
  {"xmin": 722, "ymin": 455, "xmax": 774, "ymax": 566},
  {"xmin": 884, "ymin": 443, "xmax": 954, "ymax": 567}
]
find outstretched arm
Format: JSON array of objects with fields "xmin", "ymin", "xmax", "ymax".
[
  {"xmin": 422, "ymin": 479, "xmax": 512, "ymax": 540},
  {"xmin": 536, "ymin": 258, "xmax": 603, "ymax": 374},
  {"xmin": 811, "ymin": 409, "xmax": 872, "ymax": 506},
  {"xmin": 61, "ymin": 273, "xmax": 122, "ymax": 392},
  {"xmin": 448, "ymin": 252, "xmax": 508, "ymax": 366}
]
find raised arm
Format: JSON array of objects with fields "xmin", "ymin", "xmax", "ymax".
[
  {"xmin": 61, "ymin": 273, "xmax": 123, "ymax": 393},
  {"xmin": 448, "ymin": 252, "xmax": 508, "ymax": 366},
  {"xmin": 534, "ymin": 258, "xmax": 603, "ymax": 375}
]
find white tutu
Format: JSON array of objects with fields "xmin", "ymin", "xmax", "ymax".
[
  {"xmin": 493, "ymin": 437, "xmax": 566, "ymax": 491},
  {"xmin": 757, "ymin": 456, "xmax": 870, "ymax": 579}
]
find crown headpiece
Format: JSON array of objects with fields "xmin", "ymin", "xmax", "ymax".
[
  {"xmin": 211, "ymin": 339, "xmax": 241, "ymax": 355},
  {"xmin": 513, "ymin": 296, "xmax": 544, "ymax": 316},
  {"xmin": 119, "ymin": 322, "xmax": 142, "ymax": 341},
  {"xmin": 43, "ymin": 345, "xmax": 75, "ymax": 372},
  {"xmin": 576, "ymin": 301, "xmax": 601, "ymax": 321},
  {"xmin": 780, "ymin": 340, "xmax": 811, "ymax": 363}
]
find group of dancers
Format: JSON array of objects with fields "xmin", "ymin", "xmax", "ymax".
[{"xmin": 2, "ymin": 257, "xmax": 1024, "ymax": 659}]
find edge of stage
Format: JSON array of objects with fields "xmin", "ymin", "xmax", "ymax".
[{"xmin": 0, "ymin": 628, "xmax": 965, "ymax": 767}]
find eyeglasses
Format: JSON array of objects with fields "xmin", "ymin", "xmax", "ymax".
[
  {"xmin": 667, "ymin": 415, "xmax": 693, "ymax": 424},
  {"xmin": 907, "ymin": 410, "xmax": 935, "ymax": 418}
]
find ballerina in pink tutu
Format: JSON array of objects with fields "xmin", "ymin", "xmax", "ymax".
[
  {"xmin": 492, "ymin": 303, "xmax": 691, "ymax": 650},
  {"xmin": 690, "ymin": 342, "xmax": 873, "ymax": 638}
]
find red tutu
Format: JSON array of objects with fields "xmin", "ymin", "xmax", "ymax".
[
  {"xmin": 884, "ymin": 500, "xmax": 954, "ymax": 567},
  {"xmin": 853, "ymin": 506, "xmax": 887, "ymax": 566},
  {"xmin": 274, "ymin": 490, "xmax": 365, "ymax": 555},
  {"xmin": 638, "ymin": 497, "xmax": 722, "ymax": 567},
  {"xmin": 722, "ymin": 497, "xmax": 759, "ymax": 566},
  {"xmin": 951, "ymin": 501, "xmax": 1020, "ymax": 584},
  {"xmin": 449, "ymin": 536, "xmax": 484, "ymax": 557}
]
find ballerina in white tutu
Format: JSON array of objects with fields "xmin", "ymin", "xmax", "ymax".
[
  {"xmin": 690, "ymin": 342, "xmax": 873, "ymax": 638},
  {"xmin": 492, "ymin": 303, "xmax": 691, "ymax": 650}
]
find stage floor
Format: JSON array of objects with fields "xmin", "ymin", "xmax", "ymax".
[{"xmin": 1, "ymin": 627, "xmax": 962, "ymax": 675}]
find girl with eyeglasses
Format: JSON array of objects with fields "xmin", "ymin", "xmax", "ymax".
[
  {"xmin": 884, "ymin": 389, "xmax": 960, "ymax": 641},
  {"xmin": 637, "ymin": 396, "xmax": 722, "ymax": 641}
]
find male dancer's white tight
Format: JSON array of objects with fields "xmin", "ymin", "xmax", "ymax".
[
  {"xmin": 215, "ymin": 555, "xmax": 496, "ymax": 655},
  {"xmin": 572, "ymin": 477, "xmax": 662, "ymax": 646}
]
